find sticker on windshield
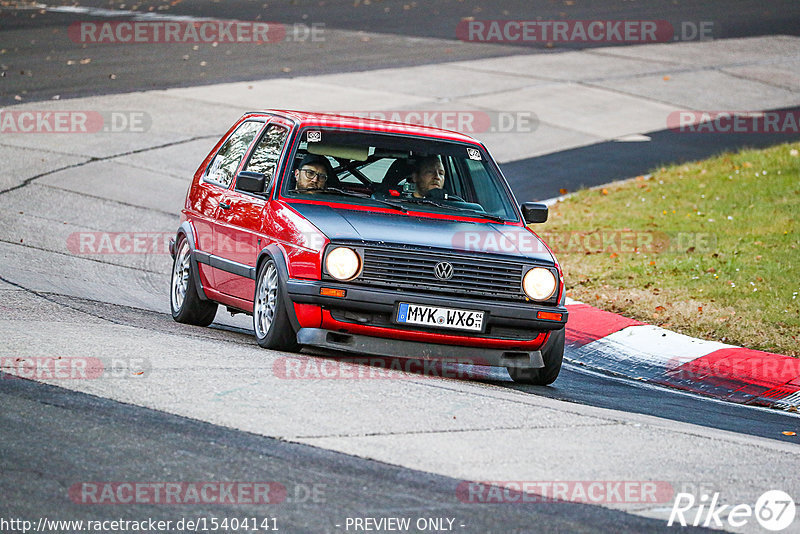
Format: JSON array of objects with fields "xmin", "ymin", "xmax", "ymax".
[
  {"xmin": 467, "ymin": 148, "xmax": 482, "ymax": 160},
  {"xmin": 307, "ymin": 130, "xmax": 322, "ymax": 142}
]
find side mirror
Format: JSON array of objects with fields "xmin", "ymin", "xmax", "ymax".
[
  {"xmin": 521, "ymin": 202, "xmax": 548, "ymax": 224},
  {"xmin": 235, "ymin": 171, "xmax": 267, "ymax": 194}
]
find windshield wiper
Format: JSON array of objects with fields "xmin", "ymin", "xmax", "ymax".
[
  {"xmin": 403, "ymin": 198, "xmax": 507, "ymax": 222},
  {"xmin": 287, "ymin": 187, "xmax": 407, "ymax": 213}
]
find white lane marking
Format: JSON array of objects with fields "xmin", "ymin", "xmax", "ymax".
[
  {"xmin": 614, "ymin": 134, "xmax": 652, "ymax": 142},
  {"xmin": 569, "ymin": 324, "xmax": 735, "ymax": 380},
  {"xmin": 600, "ymin": 324, "xmax": 734, "ymax": 364},
  {"xmin": 774, "ymin": 391, "xmax": 800, "ymax": 410}
]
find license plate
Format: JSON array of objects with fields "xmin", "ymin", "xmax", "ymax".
[{"xmin": 396, "ymin": 303, "xmax": 485, "ymax": 332}]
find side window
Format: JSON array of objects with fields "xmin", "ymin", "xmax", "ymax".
[
  {"xmin": 244, "ymin": 124, "xmax": 289, "ymax": 189},
  {"xmin": 205, "ymin": 121, "xmax": 263, "ymax": 187}
]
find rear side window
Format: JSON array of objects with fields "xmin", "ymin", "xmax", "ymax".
[
  {"xmin": 244, "ymin": 124, "xmax": 290, "ymax": 188},
  {"xmin": 205, "ymin": 121, "xmax": 263, "ymax": 187}
]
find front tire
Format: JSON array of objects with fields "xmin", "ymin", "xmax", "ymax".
[
  {"xmin": 253, "ymin": 258, "xmax": 299, "ymax": 351},
  {"xmin": 170, "ymin": 236, "xmax": 217, "ymax": 326},
  {"xmin": 507, "ymin": 327, "xmax": 565, "ymax": 385}
]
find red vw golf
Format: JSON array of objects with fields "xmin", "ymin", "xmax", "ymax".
[{"xmin": 170, "ymin": 110, "xmax": 568, "ymax": 384}]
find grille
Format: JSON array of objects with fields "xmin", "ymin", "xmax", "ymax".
[{"xmin": 355, "ymin": 246, "xmax": 526, "ymax": 301}]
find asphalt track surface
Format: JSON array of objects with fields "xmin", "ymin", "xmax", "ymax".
[
  {"xmin": 1, "ymin": 369, "xmax": 708, "ymax": 534},
  {"xmin": 2, "ymin": 2, "xmax": 800, "ymax": 533},
  {"xmin": 3, "ymin": 0, "xmax": 800, "ymax": 104}
]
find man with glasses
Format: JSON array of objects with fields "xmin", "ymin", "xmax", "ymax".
[{"xmin": 294, "ymin": 154, "xmax": 331, "ymax": 191}]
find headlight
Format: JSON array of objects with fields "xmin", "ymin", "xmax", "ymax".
[
  {"xmin": 325, "ymin": 247, "xmax": 361, "ymax": 281},
  {"xmin": 522, "ymin": 267, "xmax": 556, "ymax": 301}
]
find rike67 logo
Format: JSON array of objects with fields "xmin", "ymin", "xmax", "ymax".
[{"xmin": 668, "ymin": 490, "xmax": 796, "ymax": 531}]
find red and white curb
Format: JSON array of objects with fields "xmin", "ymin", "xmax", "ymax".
[{"xmin": 564, "ymin": 298, "xmax": 800, "ymax": 411}]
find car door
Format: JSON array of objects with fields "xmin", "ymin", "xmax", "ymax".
[
  {"xmin": 214, "ymin": 120, "xmax": 292, "ymax": 302},
  {"xmin": 200, "ymin": 119, "xmax": 265, "ymax": 294}
]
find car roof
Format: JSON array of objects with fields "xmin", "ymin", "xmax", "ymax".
[{"xmin": 246, "ymin": 109, "xmax": 482, "ymax": 144}]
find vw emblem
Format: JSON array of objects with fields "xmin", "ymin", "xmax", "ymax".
[{"xmin": 434, "ymin": 262, "xmax": 454, "ymax": 280}]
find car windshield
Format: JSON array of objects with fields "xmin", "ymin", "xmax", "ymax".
[{"xmin": 281, "ymin": 128, "xmax": 519, "ymax": 221}]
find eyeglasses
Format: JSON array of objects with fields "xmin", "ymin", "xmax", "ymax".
[{"xmin": 301, "ymin": 168, "xmax": 327, "ymax": 181}]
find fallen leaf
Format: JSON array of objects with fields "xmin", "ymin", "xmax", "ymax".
[{"xmin": 559, "ymin": 188, "xmax": 568, "ymax": 195}]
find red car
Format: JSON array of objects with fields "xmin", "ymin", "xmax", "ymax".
[{"xmin": 169, "ymin": 110, "xmax": 568, "ymax": 384}]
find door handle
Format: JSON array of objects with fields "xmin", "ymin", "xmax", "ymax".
[{"xmin": 219, "ymin": 202, "xmax": 231, "ymax": 210}]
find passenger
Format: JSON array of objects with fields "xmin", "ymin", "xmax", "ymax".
[
  {"xmin": 294, "ymin": 155, "xmax": 330, "ymax": 191},
  {"xmin": 410, "ymin": 155, "xmax": 445, "ymax": 198}
]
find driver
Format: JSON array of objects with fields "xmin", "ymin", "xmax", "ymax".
[
  {"xmin": 410, "ymin": 155, "xmax": 445, "ymax": 198},
  {"xmin": 294, "ymin": 155, "xmax": 331, "ymax": 191}
]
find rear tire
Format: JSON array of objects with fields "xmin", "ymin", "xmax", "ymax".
[
  {"xmin": 170, "ymin": 236, "xmax": 217, "ymax": 326},
  {"xmin": 507, "ymin": 327, "xmax": 565, "ymax": 385},
  {"xmin": 253, "ymin": 258, "xmax": 300, "ymax": 351}
]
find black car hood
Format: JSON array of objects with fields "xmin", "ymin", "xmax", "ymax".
[{"xmin": 291, "ymin": 203, "xmax": 554, "ymax": 264}]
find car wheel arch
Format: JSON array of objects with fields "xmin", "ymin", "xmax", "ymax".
[
  {"xmin": 255, "ymin": 244, "xmax": 302, "ymax": 332},
  {"xmin": 175, "ymin": 221, "xmax": 209, "ymax": 302}
]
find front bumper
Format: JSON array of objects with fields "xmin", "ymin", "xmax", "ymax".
[
  {"xmin": 296, "ymin": 328, "xmax": 545, "ymax": 369},
  {"xmin": 287, "ymin": 279, "xmax": 567, "ymax": 332},
  {"xmin": 286, "ymin": 279, "xmax": 567, "ymax": 357}
]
